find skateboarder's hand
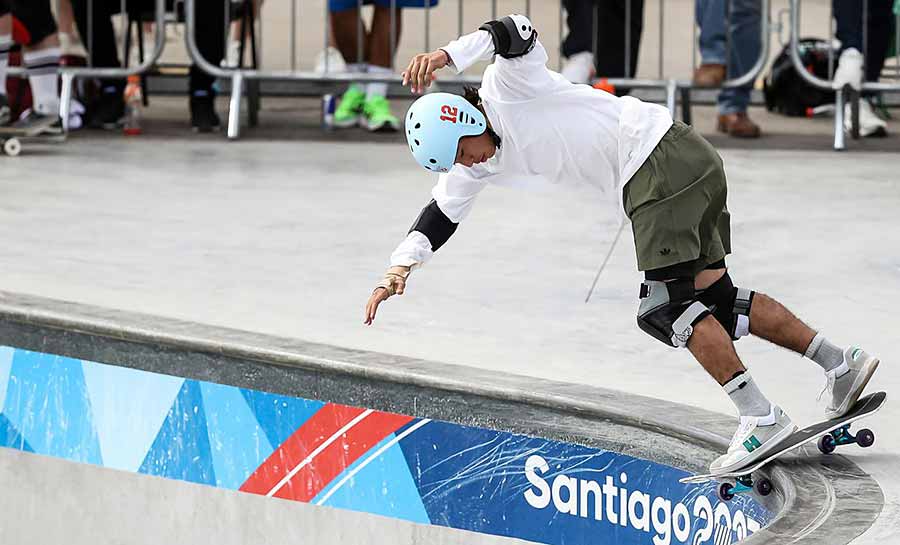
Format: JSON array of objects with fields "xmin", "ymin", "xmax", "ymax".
[
  {"xmin": 402, "ymin": 50, "xmax": 450, "ymax": 94},
  {"xmin": 364, "ymin": 266, "xmax": 411, "ymax": 325}
]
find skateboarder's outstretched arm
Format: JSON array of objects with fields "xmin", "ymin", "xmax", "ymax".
[{"xmin": 364, "ymin": 170, "xmax": 489, "ymax": 325}]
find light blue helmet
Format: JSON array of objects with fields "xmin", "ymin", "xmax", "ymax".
[{"xmin": 405, "ymin": 92, "xmax": 487, "ymax": 173}]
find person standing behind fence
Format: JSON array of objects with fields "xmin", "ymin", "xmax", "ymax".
[
  {"xmin": 831, "ymin": 0, "xmax": 894, "ymax": 137},
  {"xmin": 0, "ymin": 0, "xmax": 63, "ymax": 135},
  {"xmin": 560, "ymin": 0, "xmax": 644, "ymax": 92},
  {"xmin": 693, "ymin": 0, "xmax": 762, "ymax": 138},
  {"xmin": 70, "ymin": 0, "xmax": 225, "ymax": 132},
  {"xmin": 329, "ymin": 0, "xmax": 437, "ymax": 132}
]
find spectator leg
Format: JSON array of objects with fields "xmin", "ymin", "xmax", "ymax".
[
  {"xmin": 366, "ymin": 5, "xmax": 400, "ymax": 69},
  {"xmin": 12, "ymin": 0, "xmax": 61, "ymax": 116},
  {"xmin": 594, "ymin": 0, "xmax": 644, "ymax": 80},
  {"xmin": 71, "ymin": 0, "xmax": 122, "ymax": 90},
  {"xmin": 862, "ymin": 1, "xmax": 893, "ymax": 85},
  {"xmin": 591, "ymin": 0, "xmax": 644, "ymax": 95},
  {"xmin": 561, "ymin": 0, "xmax": 593, "ymax": 60},
  {"xmin": 717, "ymin": 0, "xmax": 760, "ymax": 115},
  {"xmin": 331, "ymin": 7, "xmax": 367, "ymax": 65},
  {"xmin": 695, "ymin": 0, "xmax": 727, "ymax": 65},
  {"xmin": 190, "ymin": 0, "xmax": 225, "ymax": 95}
]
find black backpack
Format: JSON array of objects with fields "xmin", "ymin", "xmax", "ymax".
[{"xmin": 764, "ymin": 38, "xmax": 837, "ymax": 117}]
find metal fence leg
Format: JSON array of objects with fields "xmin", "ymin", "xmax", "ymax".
[
  {"xmin": 59, "ymin": 72, "xmax": 75, "ymax": 132},
  {"xmin": 680, "ymin": 88, "xmax": 692, "ymax": 125},
  {"xmin": 228, "ymin": 72, "xmax": 244, "ymax": 140},
  {"xmin": 248, "ymin": 80, "xmax": 260, "ymax": 128},
  {"xmin": 833, "ymin": 91, "xmax": 845, "ymax": 151},
  {"xmin": 849, "ymin": 89, "xmax": 860, "ymax": 140},
  {"xmin": 666, "ymin": 80, "xmax": 677, "ymax": 117}
]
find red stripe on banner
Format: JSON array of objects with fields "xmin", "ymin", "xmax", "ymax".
[
  {"xmin": 272, "ymin": 410, "xmax": 413, "ymax": 502},
  {"xmin": 239, "ymin": 403, "xmax": 366, "ymax": 496}
]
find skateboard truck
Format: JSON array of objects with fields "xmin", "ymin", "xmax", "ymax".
[
  {"xmin": 817, "ymin": 424, "xmax": 876, "ymax": 454},
  {"xmin": 717, "ymin": 474, "xmax": 773, "ymax": 502}
]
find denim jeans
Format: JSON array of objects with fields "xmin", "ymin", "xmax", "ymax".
[{"xmin": 695, "ymin": 0, "xmax": 761, "ymax": 114}]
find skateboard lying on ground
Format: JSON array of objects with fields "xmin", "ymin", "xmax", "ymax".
[
  {"xmin": 0, "ymin": 118, "xmax": 63, "ymax": 156},
  {"xmin": 680, "ymin": 391, "xmax": 886, "ymax": 501}
]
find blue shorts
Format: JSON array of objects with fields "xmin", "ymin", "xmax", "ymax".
[{"xmin": 329, "ymin": 0, "xmax": 438, "ymax": 12}]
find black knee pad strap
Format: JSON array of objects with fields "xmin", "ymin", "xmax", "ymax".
[{"xmin": 696, "ymin": 272, "xmax": 755, "ymax": 340}]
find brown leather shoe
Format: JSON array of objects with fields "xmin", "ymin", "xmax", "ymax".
[
  {"xmin": 717, "ymin": 112, "xmax": 761, "ymax": 138},
  {"xmin": 693, "ymin": 64, "xmax": 726, "ymax": 87}
]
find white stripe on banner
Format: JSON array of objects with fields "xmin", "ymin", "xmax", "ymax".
[
  {"xmin": 315, "ymin": 419, "xmax": 431, "ymax": 506},
  {"xmin": 265, "ymin": 409, "xmax": 374, "ymax": 497}
]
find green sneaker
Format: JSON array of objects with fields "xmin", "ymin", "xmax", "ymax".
[
  {"xmin": 362, "ymin": 95, "xmax": 399, "ymax": 132},
  {"xmin": 334, "ymin": 85, "xmax": 366, "ymax": 128}
]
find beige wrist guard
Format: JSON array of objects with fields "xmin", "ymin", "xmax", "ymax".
[{"xmin": 376, "ymin": 266, "xmax": 411, "ymax": 297}]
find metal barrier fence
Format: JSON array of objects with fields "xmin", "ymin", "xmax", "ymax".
[
  {"xmin": 183, "ymin": 0, "xmax": 774, "ymax": 140},
  {"xmin": 57, "ymin": 0, "xmax": 169, "ymax": 130},
  {"xmin": 789, "ymin": 0, "xmax": 900, "ymax": 150},
  {"xmin": 6, "ymin": 0, "xmax": 896, "ymax": 147}
]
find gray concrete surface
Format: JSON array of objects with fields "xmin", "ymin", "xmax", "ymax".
[
  {"xmin": 0, "ymin": 447, "xmax": 539, "ymax": 545},
  {"xmin": 0, "ymin": 130, "xmax": 898, "ymax": 542}
]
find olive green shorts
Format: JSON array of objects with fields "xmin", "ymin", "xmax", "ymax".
[{"xmin": 623, "ymin": 120, "xmax": 731, "ymax": 274}]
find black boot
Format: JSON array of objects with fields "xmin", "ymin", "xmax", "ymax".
[
  {"xmin": 90, "ymin": 85, "xmax": 125, "ymax": 130},
  {"xmin": 190, "ymin": 90, "xmax": 221, "ymax": 133}
]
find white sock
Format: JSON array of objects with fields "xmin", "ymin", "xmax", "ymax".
[
  {"xmin": 0, "ymin": 33, "xmax": 12, "ymax": 95},
  {"xmin": 366, "ymin": 64, "xmax": 391, "ymax": 100},
  {"xmin": 804, "ymin": 332, "xmax": 845, "ymax": 374},
  {"xmin": 723, "ymin": 371, "xmax": 772, "ymax": 417},
  {"xmin": 24, "ymin": 47, "xmax": 60, "ymax": 116},
  {"xmin": 343, "ymin": 63, "xmax": 367, "ymax": 92}
]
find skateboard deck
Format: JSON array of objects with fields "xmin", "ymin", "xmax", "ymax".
[{"xmin": 680, "ymin": 391, "xmax": 886, "ymax": 495}]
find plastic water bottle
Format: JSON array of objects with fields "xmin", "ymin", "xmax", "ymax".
[{"xmin": 123, "ymin": 75, "xmax": 143, "ymax": 136}]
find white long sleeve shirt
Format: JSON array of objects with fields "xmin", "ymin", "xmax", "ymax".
[{"xmin": 390, "ymin": 24, "xmax": 673, "ymax": 269}]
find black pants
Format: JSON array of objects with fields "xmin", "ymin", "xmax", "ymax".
[
  {"xmin": 70, "ymin": 0, "xmax": 224, "ymax": 93},
  {"xmin": 0, "ymin": 0, "xmax": 58, "ymax": 45},
  {"xmin": 561, "ymin": 0, "xmax": 644, "ymax": 81},
  {"xmin": 834, "ymin": 0, "xmax": 896, "ymax": 89}
]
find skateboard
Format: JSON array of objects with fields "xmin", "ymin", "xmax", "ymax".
[
  {"xmin": 680, "ymin": 391, "xmax": 886, "ymax": 502},
  {"xmin": 0, "ymin": 116, "xmax": 63, "ymax": 156}
]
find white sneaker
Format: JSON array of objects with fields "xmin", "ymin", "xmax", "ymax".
[
  {"xmin": 560, "ymin": 51, "xmax": 595, "ymax": 85},
  {"xmin": 710, "ymin": 406, "xmax": 797, "ymax": 474},
  {"xmin": 845, "ymin": 99, "xmax": 888, "ymax": 137},
  {"xmin": 823, "ymin": 347, "xmax": 880, "ymax": 419},
  {"xmin": 833, "ymin": 47, "xmax": 863, "ymax": 91}
]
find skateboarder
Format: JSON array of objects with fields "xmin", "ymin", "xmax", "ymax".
[{"xmin": 363, "ymin": 15, "xmax": 881, "ymax": 474}]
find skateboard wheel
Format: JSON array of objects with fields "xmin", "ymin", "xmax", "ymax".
[
  {"xmin": 717, "ymin": 482, "xmax": 735, "ymax": 502},
  {"xmin": 818, "ymin": 434, "xmax": 836, "ymax": 454},
  {"xmin": 856, "ymin": 428, "xmax": 875, "ymax": 448},
  {"xmin": 3, "ymin": 138, "xmax": 21, "ymax": 157},
  {"xmin": 755, "ymin": 477, "xmax": 773, "ymax": 497}
]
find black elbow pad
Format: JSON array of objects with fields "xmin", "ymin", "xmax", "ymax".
[
  {"xmin": 479, "ymin": 14, "xmax": 537, "ymax": 59},
  {"xmin": 409, "ymin": 200, "xmax": 458, "ymax": 251}
]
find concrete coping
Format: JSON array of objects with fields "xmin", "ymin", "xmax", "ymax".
[{"xmin": 0, "ymin": 290, "xmax": 884, "ymax": 544}]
